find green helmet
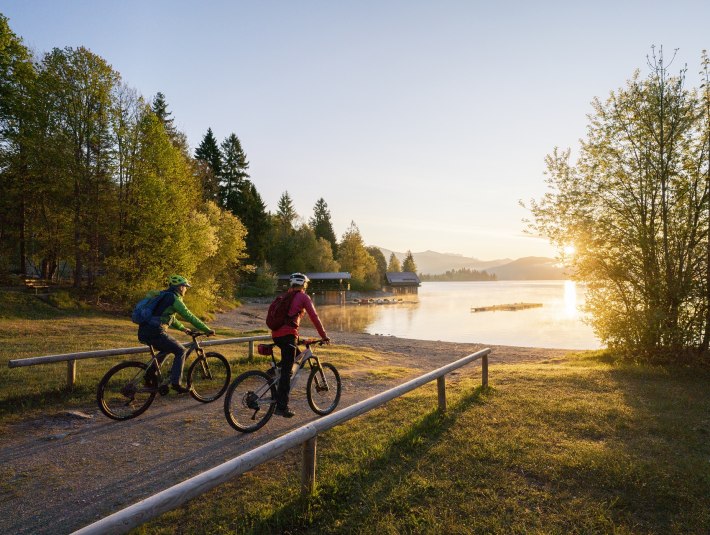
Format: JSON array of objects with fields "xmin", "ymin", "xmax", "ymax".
[{"xmin": 168, "ymin": 274, "xmax": 191, "ymax": 287}]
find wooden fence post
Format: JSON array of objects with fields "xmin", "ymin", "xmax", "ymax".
[
  {"xmin": 248, "ymin": 340, "xmax": 254, "ymax": 360},
  {"xmin": 301, "ymin": 436, "xmax": 317, "ymax": 497},
  {"xmin": 482, "ymin": 353, "xmax": 488, "ymax": 387},
  {"xmin": 67, "ymin": 360, "xmax": 76, "ymax": 389},
  {"xmin": 437, "ymin": 375, "xmax": 446, "ymax": 411}
]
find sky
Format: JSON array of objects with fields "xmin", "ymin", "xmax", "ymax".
[{"xmin": 3, "ymin": 1, "xmax": 710, "ymax": 261}]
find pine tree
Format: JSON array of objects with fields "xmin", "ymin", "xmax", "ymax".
[
  {"xmin": 276, "ymin": 191, "xmax": 298, "ymax": 231},
  {"xmin": 268, "ymin": 191, "xmax": 299, "ymax": 273},
  {"xmin": 151, "ymin": 92, "xmax": 175, "ymax": 136},
  {"xmin": 220, "ymin": 133, "xmax": 249, "ymax": 207},
  {"xmin": 309, "ymin": 198, "xmax": 338, "ymax": 253},
  {"xmin": 194, "ymin": 127, "xmax": 222, "ymax": 201},
  {"xmin": 150, "ymin": 91, "xmax": 188, "ymax": 153},
  {"xmin": 238, "ymin": 181, "xmax": 271, "ymax": 265},
  {"xmin": 402, "ymin": 250, "xmax": 417, "ymax": 273},
  {"xmin": 387, "ymin": 252, "xmax": 401, "ymax": 272}
]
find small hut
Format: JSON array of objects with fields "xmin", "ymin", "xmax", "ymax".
[
  {"xmin": 277, "ymin": 272, "xmax": 351, "ymax": 305},
  {"xmin": 384, "ymin": 272, "xmax": 421, "ymax": 295}
]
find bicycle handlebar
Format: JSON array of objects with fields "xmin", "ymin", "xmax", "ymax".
[
  {"xmin": 185, "ymin": 330, "xmax": 212, "ymax": 339},
  {"xmin": 298, "ymin": 338, "xmax": 330, "ymax": 347}
]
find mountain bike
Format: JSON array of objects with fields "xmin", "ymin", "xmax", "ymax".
[
  {"xmin": 97, "ymin": 331, "xmax": 231, "ymax": 421},
  {"xmin": 223, "ymin": 339, "xmax": 341, "ymax": 433}
]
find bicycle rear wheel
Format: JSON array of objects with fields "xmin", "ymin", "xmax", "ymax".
[
  {"xmin": 223, "ymin": 370, "xmax": 276, "ymax": 433},
  {"xmin": 188, "ymin": 352, "xmax": 231, "ymax": 402},
  {"xmin": 306, "ymin": 362, "xmax": 341, "ymax": 415},
  {"xmin": 97, "ymin": 361, "xmax": 156, "ymax": 420}
]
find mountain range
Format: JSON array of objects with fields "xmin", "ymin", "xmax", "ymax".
[{"xmin": 377, "ymin": 248, "xmax": 567, "ymax": 280}]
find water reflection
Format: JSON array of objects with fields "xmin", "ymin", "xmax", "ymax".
[
  {"xmin": 306, "ymin": 281, "xmax": 601, "ymax": 350},
  {"xmin": 312, "ymin": 302, "xmax": 378, "ymax": 332},
  {"xmin": 306, "ymin": 301, "xmax": 419, "ymax": 333},
  {"xmin": 564, "ymin": 280, "xmax": 578, "ymax": 318}
]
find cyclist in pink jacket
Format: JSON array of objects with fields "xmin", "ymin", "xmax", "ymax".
[{"xmin": 271, "ymin": 272, "xmax": 330, "ymax": 417}]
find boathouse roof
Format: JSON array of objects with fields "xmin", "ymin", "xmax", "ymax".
[
  {"xmin": 276, "ymin": 272, "xmax": 351, "ymax": 281},
  {"xmin": 385, "ymin": 272, "xmax": 421, "ymax": 286}
]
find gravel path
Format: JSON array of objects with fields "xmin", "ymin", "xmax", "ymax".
[{"xmin": 0, "ymin": 303, "xmax": 576, "ymax": 534}]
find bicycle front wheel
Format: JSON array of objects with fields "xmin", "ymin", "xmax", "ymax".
[
  {"xmin": 97, "ymin": 361, "xmax": 156, "ymax": 420},
  {"xmin": 306, "ymin": 362, "xmax": 342, "ymax": 415},
  {"xmin": 223, "ymin": 370, "xmax": 276, "ymax": 433},
  {"xmin": 188, "ymin": 352, "xmax": 231, "ymax": 402}
]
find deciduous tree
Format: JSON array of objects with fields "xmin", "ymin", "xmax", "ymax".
[
  {"xmin": 0, "ymin": 15, "xmax": 36, "ymax": 275},
  {"xmin": 528, "ymin": 48, "xmax": 709, "ymax": 354},
  {"xmin": 337, "ymin": 221, "xmax": 379, "ymax": 290},
  {"xmin": 37, "ymin": 46, "xmax": 120, "ymax": 286},
  {"xmin": 386, "ymin": 252, "xmax": 401, "ymax": 272},
  {"xmin": 366, "ymin": 246, "xmax": 387, "ymax": 284}
]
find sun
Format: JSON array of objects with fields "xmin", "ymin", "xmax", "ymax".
[{"xmin": 563, "ymin": 244, "xmax": 576, "ymax": 256}]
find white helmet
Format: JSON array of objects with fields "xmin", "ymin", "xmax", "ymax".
[{"xmin": 289, "ymin": 272, "xmax": 310, "ymax": 287}]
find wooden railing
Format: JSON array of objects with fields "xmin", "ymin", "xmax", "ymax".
[
  {"xmin": 71, "ymin": 348, "xmax": 491, "ymax": 535},
  {"xmin": 7, "ymin": 335, "xmax": 273, "ymax": 388}
]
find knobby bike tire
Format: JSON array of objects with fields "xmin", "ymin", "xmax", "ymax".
[
  {"xmin": 306, "ymin": 362, "xmax": 342, "ymax": 415},
  {"xmin": 97, "ymin": 361, "xmax": 156, "ymax": 421},
  {"xmin": 223, "ymin": 370, "xmax": 276, "ymax": 433},
  {"xmin": 188, "ymin": 351, "xmax": 231, "ymax": 403}
]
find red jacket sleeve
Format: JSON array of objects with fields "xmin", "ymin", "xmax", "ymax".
[{"xmin": 300, "ymin": 293, "xmax": 327, "ymax": 339}]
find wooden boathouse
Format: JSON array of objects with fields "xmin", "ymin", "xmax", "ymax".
[
  {"xmin": 383, "ymin": 271, "xmax": 421, "ymax": 296},
  {"xmin": 277, "ymin": 272, "xmax": 351, "ymax": 305}
]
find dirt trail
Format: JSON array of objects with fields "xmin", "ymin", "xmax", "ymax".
[{"xmin": 0, "ymin": 303, "xmax": 574, "ymax": 535}]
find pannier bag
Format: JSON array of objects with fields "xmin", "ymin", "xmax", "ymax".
[{"xmin": 257, "ymin": 343, "xmax": 274, "ymax": 356}]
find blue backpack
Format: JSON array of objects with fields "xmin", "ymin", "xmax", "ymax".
[{"xmin": 131, "ymin": 291, "xmax": 169, "ymax": 326}]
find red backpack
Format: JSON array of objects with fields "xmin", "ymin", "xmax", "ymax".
[{"xmin": 265, "ymin": 291, "xmax": 297, "ymax": 330}]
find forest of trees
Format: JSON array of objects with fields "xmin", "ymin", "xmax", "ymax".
[
  {"xmin": 0, "ymin": 15, "xmax": 417, "ymax": 311},
  {"xmin": 420, "ymin": 268, "xmax": 496, "ymax": 282},
  {"xmin": 528, "ymin": 48, "xmax": 710, "ymax": 357}
]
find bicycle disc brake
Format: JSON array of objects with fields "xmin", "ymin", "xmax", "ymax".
[{"xmin": 244, "ymin": 392, "xmax": 262, "ymax": 420}]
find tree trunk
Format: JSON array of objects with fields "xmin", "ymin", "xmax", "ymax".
[{"xmin": 19, "ymin": 197, "xmax": 26, "ymax": 275}]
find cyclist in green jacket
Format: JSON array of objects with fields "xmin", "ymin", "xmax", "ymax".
[{"xmin": 138, "ymin": 275, "xmax": 215, "ymax": 393}]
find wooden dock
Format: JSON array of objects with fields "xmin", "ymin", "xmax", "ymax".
[{"xmin": 470, "ymin": 302, "xmax": 543, "ymax": 313}]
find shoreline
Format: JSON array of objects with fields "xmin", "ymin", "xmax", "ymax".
[{"xmin": 214, "ymin": 302, "xmax": 587, "ymax": 365}]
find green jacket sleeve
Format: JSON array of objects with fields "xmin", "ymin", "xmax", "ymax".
[
  {"xmin": 169, "ymin": 316, "xmax": 186, "ymax": 332},
  {"xmin": 171, "ymin": 295, "xmax": 210, "ymax": 333}
]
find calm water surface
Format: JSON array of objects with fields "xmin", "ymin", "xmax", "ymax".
[{"xmin": 314, "ymin": 281, "xmax": 602, "ymax": 350}]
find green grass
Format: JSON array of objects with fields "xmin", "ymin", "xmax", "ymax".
[
  {"xmin": 0, "ymin": 291, "xmax": 268, "ymax": 426},
  {"xmin": 137, "ymin": 354, "xmax": 710, "ymax": 534}
]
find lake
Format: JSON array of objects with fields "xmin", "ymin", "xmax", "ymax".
[{"xmin": 313, "ymin": 281, "xmax": 602, "ymax": 350}]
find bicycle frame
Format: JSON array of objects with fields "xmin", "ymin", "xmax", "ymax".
[
  {"xmin": 253, "ymin": 341, "xmax": 327, "ymax": 406},
  {"xmin": 145, "ymin": 334, "xmax": 205, "ymax": 388}
]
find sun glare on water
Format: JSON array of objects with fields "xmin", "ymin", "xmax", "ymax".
[{"xmin": 564, "ymin": 280, "xmax": 578, "ymax": 318}]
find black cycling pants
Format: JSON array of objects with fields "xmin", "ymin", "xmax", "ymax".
[{"xmin": 273, "ymin": 334, "xmax": 298, "ymax": 409}]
